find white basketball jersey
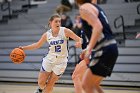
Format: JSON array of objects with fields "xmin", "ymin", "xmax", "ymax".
[{"xmin": 46, "ymin": 27, "xmax": 68, "ymax": 57}]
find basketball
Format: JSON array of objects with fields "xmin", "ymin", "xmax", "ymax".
[{"xmin": 10, "ymin": 48, "xmax": 25, "ymax": 64}]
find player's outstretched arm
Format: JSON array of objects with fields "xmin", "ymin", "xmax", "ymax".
[
  {"xmin": 20, "ymin": 33, "xmax": 47, "ymax": 50},
  {"xmin": 64, "ymin": 28, "xmax": 82, "ymax": 48}
]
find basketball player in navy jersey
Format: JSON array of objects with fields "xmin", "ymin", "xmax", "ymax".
[
  {"xmin": 72, "ymin": 1, "xmax": 97, "ymax": 93},
  {"xmin": 19, "ymin": 14, "xmax": 82, "ymax": 93},
  {"xmin": 73, "ymin": 0, "xmax": 119, "ymax": 93}
]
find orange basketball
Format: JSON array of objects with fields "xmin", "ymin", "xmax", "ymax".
[{"xmin": 10, "ymin": 48, "xmax": 25, "ymax": 64}]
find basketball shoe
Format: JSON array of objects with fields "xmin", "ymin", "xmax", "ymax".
[{"xmin": 34, "ymin": 87, "xmax": 42, "ymax": 93}]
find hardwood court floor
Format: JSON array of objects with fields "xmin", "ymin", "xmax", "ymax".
[{"xmin": 0, "ymin": 82, "xmax": 140, "ymax": 93}]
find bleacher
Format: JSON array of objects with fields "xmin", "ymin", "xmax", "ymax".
[{"xmin": 0, "ymin": 0, "xmax": 140, "ymax": 87}]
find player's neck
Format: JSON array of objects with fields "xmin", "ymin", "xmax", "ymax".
[{"xmin": 51, "ymin": 28, "xmax": 60, "ymax": 37}]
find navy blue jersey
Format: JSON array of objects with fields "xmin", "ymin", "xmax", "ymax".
[
  {"xmin": 80, "ymin": 3, "xmax": 118, "ymax": 77},
  {"xmin": 81, "ymin": 30, "xmax": 88, "ymax": 49},
  {"xmin": 81, "ymin": 4, "xmax": 114, "ymax": 49}
]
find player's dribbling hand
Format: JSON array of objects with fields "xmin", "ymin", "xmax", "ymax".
[{"xmin": 18, "ymin": 46, "xmax": 24, "ymax": 50}]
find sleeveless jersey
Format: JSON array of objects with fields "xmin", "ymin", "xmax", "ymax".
[
  {"xmin": 46, "ymin": 27, "xmax": 68, "ymax": 57},
  {"xmin": 81, "ymin": 3, "xmax": 114, "ymax": 48}
]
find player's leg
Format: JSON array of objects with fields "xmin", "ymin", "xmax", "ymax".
[
  {"xmin": 82, "ymin": 68, "xmax": 104, "ymax": 93},
  {"xmin": 72, "ymin": 60, "xmax": 87, "ymax": 93},
  {"xmin": 34, "ymin": 71, "xmax": 52, "ymax": 93},
  {"xmin": 38, "ymin": 71, "xmax": 52, "ymax": 89},
  {"xmin": 72, "ymin": 64, "xmax": 84, "ymax": 93},
  {"xmin": 43, "ymin": 72, "xmax": 59, "ymax": 93},
  {"xmin": 43, "ymin": 58, "xmax": 67, "ymax": 93},
  {"xmin": 92, "ymin": 75, "xmax": 104, "ymax": 93},
  {"xmin": 95, "ymin": 85, "xmax": 104, "ymax": 93},
  {"xmin": 35, "ymin": 58, "xmax": 54, "ymax": 93}
]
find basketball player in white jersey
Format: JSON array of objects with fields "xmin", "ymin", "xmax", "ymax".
[{"xmin": 19, "ymin": 14, "xmax": 82, "ymax": 93}]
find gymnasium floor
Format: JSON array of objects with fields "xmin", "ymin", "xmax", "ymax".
[{"xmin": 0, "ymin": 82, "xmax": 140, "ymax": 93}]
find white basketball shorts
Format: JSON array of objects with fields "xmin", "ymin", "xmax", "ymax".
[{"xmin": 41, "ymin": 55, "xmax": 68, "ymax": 76}]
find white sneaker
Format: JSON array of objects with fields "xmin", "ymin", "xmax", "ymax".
[{"xmin": 34, "ymin": 87, "xmax": 42, "ymax": 93}]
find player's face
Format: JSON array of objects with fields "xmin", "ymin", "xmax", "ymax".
[{"xmin": 50, "ymin": 17, "xmax": 61, "ymax": 29}]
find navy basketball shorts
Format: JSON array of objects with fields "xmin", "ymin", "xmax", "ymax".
[{"xmin": 88, "ymin": 44, "xmax": 118, "ymax": 77}]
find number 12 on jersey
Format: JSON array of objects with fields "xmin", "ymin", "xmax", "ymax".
[{"xmin": 55, "ymin": 45, "xmax": 61, "ymax": 52}]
